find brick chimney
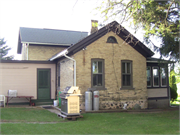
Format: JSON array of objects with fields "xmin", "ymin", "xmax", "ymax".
[{"xmin": 91, "ymin": 20, "xmax": 98, "ymax": 34}]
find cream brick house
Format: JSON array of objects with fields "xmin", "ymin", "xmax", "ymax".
[
  {"xmin": 17, "ymin": 27, "xmax": 88, "ymax": 60},
  {"xmin": 49, "ymin": 21, "xmax": 170, "ymax": 109},
  {"xmin": 0, "ymin": 21, "xmax": 170, "ymax": 109}
]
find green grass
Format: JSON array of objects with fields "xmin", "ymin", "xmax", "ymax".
[
  {"xmin": 0, "ymin": 107, "xmax": 63, "ymax": 122},
  {"xmin": 1, "ymin": 108, "xmax": 179, "ymax": 134}
]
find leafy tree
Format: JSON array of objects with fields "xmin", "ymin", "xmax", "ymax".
[
  {"xmin": 97, "ymin": 0, "xmax": 180, "ymax": 61},
  {"xmin": 0, "ymin": 38, "xmax": 13, "ymax": 60},
  {"xmin": 169, "ymin": 69, "xmax": 178, "ymax": 101}
]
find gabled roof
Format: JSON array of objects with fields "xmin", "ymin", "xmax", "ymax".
[
  {"xmin": 50, "ymin": 21, "xmax": 154, "ymax": 61},
  {"xmin": 17, "ymin": 27, "xmax": 88, "ymax": 54}
]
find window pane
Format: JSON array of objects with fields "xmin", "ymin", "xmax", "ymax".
[
  {"xmin": 39, "ymin": 71, "xmax": 48, "ymax": 88},
  {"xmin": 154, "ymin": 76, "xmax": 159, "ymax": 86},
  {"xmin": 162, "ymin": 76, "xmax": 167, "ymax": 86},
  {"xmin": 93, "ymin": 74, "xmax": 97, "ymax": 86},
  {"xmin": 153, "ymin": 67, "xmax": 159, "ymax": 86},
  {"xmin": 147, "ymin": 66, "xmax": 151, "ymax": 87},
  {"xmin": 123, "ymin": 75, "xmax": 126, "ymax": 86},
  {"xmin": 153, "ymin": 67, "xmax": 159, "ymax": 76},
  {"xmin": 126, "ymin": 75, "xmax": 131, "ymax": 86},
  {"xmin": 93, "ymin": 74, "xmax": 102, "ymax": 86},
  {"xmin": 127, "ymin": 63, "xmax": 131, "ymax": 73},
  {"xmin": 97, "ymin": 74, "xmax": 102, "ymax": 86},
  {"xmin": 122, "ymin": 75, "xmax": 131, "ymax": 86},
  {"xmin": 122, "ymin": 63, "xmax": 126, "ymax": 73},
  {"xmin": 93, "ymin": 61, "xmax": 98, "ymax": 73},
  {"xmin": 98, "ymin": 61, "xmax": 102, "ymax": 73},
  {"xmin": 161, "ymin": 68, "xmax": 167, "ymax": 86}
]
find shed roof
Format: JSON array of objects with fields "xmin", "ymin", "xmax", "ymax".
[{"xmin": 17, "ymin": 27, "xmax": 88, "ymax": 54}]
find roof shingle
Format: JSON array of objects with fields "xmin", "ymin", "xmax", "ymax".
[{"xmin": 17, "ymin": 27, "xmax": 88, "ymax": 54}]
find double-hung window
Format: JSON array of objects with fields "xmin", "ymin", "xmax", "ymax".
[
  {"xmin": 121, "ymin": 60, "xmax": 133, "ymax": 89},
  {"xmin": 91, "ymin": 59, "xmax": 105, "ymax": 89}
]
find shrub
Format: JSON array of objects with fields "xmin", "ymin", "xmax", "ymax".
[
  {"xmin": 170, "ymin": 87, "xmax": 178, "ymax": 102},
  {"xmin": 169, "ymin": 70, "xmax": 178, "ymax": 102}
]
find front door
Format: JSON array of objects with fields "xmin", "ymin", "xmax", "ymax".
[{"xmin": 37, "ymin": 69, "xmax": 51, "ymax": 99}]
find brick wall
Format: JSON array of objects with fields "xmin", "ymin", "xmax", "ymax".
[
  {"xmin": 59, "ymin": 58, "xmax": 74, "ymax": 91},
  {"xmin": 58, "ymin": 31, "xmax": 148, "ymax": 110},
  {"xmin": 28, "ymin": 46, "xmax": 67, "ymax": 60}
]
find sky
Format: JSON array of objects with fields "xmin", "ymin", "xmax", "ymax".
[{"xmin": 0, "ymin": 0, "xmax": 160, "ymax": 60}]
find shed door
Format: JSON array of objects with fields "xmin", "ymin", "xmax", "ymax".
[{"xmin": 37, "ymin": 69, "xmax": 51, "ymax": 99}]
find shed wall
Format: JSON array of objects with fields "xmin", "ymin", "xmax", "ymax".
[{"xmin": 0, "ymin": 62, "xmax": 56, "ymax": 103}]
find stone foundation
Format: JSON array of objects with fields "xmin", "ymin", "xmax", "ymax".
[{"xmin": 80, "ymin": 99, "xmax": 147, "ymax": 110}]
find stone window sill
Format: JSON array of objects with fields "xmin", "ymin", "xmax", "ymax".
[{"xmin": 92, "ymin": 87, "xmax": 107, "ymax": 90}]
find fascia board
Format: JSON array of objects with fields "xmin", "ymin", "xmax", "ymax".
[{"xmin": 21, "ymin": 41, "xmax": 71, "ymax": 46}]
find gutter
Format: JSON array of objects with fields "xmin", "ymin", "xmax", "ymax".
[
  {"xmin": 26, "ymin": 43, "xmax": 29, "ymax": 60},
  {"xmin": 21, "ymin": 41, "xmax": 71, "ymax": 46}
]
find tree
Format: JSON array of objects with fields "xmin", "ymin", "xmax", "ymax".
[
  {"xmin": 97, "ymin": 0, "xmax": 180, "ymax": 61},
  {"xmin": 0, "ymin": 38, "xmax": 13, "ymax": 60},
  {"xmin": 169, "ymin": 69, "xmax": 178, "ymax": 101}
]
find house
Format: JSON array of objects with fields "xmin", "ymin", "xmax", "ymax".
[
  {"xmin": 0, "ymin": 20, "xmax": 170, "ymax": 109},
  {"xmin": 17, "ymin": 27, "xmax": 88, "ymax": 60}
]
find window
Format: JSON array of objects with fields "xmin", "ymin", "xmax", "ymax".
[
  {"xmin": 146, "ymin": 65, "xmax": 168, "ymax": 88},
  {"xmin": 107, "ymin": 36, "xmax": 118, "ymax": 43},
  {"xmin": 91, "ymin": 59, "xmax": 105, "ymax": 89},
  {"xmin": 153, "ymin": 67, "xmax": 159, "ymax": 87},
  {"xmin": 161, "ymin": 67, "xmax": 167, "ymax": 86},
  {"xmin": 121, "ymin": 60, "xmax": 133, "ymax": 88},
  {"xmin": 147, "ymin": 66, "xmax": 151, "ymax": 87}
]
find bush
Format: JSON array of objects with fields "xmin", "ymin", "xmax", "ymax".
[
  {"xmin": 170, "ymin": 87, "xmax": 178, "ymax": 102},
  {"xmin": 169, "ymin": 70, "xmax": 178, "ymax": 102}
]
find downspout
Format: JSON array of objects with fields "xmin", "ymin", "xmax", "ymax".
[
  {"xmin": 64, "ymin": 53, "xmax": 76, "ymax": 86},
  {"xmin": 26, "ymin": 43, "xmax": 29, "ymax": 60}
]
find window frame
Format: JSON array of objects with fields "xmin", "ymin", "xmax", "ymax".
[
  {"xmin": 107, "ymin": 36, "xmax": 118, "ymax": 43},
  {"xmin": 91, "ymin": 59, "xmax": 106, "ymax": 90},
  {"xmin": 121, "ymin": 60, "xmax": 133, "ymax": 89},
  {"xmin": 146, "ymin": 63, "xmax": 169, "ymax": 88},
  {"xmin": 147, "ymin": 66, "xmax": 152, "ymax": 87}
]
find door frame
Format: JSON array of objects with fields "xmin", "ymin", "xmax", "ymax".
[{"xmin": 37, "ymin": 68, "xmax": 51, "ymax": 100}]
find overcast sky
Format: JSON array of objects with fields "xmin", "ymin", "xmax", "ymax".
[{"xmin": 0, "ymin": 0, "xmax": 161, "ymax": 60}]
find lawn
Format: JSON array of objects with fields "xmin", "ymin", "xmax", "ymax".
[{"xmin": 0, "ymin": 107, "xmax": 179, "ymax": 134}]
